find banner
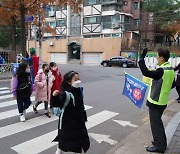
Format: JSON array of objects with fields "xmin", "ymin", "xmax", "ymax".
[{"xmin": 122, "ymin": 74, "xmax": 148, "ymax": 108}]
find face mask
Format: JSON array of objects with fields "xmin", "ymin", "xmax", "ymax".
[
  {"xmin": 72, "ymin": 80, "xmax": 81, "ymax": 88},
  {"xmin": 52, "ymin": 67, "xmax": 57, "ymax": 71},
  {"xmin": 26, "ymin": 68, "xmax": 30, "ymax": 73}
]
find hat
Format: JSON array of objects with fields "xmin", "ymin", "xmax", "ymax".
[{"xmin": 30, "ymin": 48, "xmax": 36, "ymax": 55}]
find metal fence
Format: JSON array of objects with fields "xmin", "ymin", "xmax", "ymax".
[{"xmin": 0, "ymin": 64, "xmax": 12, "ymax": 74}]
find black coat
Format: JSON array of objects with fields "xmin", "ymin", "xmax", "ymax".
[
  {"xmin": 52, "ymin": 85, "xmax": 90, "ymax": 153},
  {"xmin": 174, "ymin": 63, "xmax": 180, "ymax": 86}
]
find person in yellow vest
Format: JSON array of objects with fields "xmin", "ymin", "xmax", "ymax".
[{"xmin": 138, "ymin": 48, "xmax": 175, "ymax": 153}]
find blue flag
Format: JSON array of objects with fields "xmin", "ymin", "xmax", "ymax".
[{"xmin": 122, "ymin": 74, "xmax": 148, "ymax": 108}]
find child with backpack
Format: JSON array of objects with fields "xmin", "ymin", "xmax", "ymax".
[
  {"xmin": 52, "ymin": 71, "xmax": 90, "ymax": 154},
  {"xmin": 33, "ymin": 63, "xmax": 54, "ymax": 118},
  {"xmin": 11, "ymin": 63, "xmax": 33, "ymax": 122}
]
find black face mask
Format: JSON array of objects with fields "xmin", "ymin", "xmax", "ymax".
[{"xmin": 45, "ymin": 69, "xmax": 49, "ymax": 73}]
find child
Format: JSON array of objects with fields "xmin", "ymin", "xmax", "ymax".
[
  {"xmin": 49, "ymin": 62, "xmax": 62, "ymax": 112},
  {"xmin": 52, "ymin": 71, "xmax": 90, "ymax": 154},
  {"xmin": 33, "ymin": 63, "xmax": 54, "ymax": 117},
  {"xmin": 11, "ymin": 63, "xmax": 33, "ymax": 122}
]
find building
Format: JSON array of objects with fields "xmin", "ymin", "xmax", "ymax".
[{"xmin": 28, "ymin": 0, "xmax": 141, "ymax": 65}]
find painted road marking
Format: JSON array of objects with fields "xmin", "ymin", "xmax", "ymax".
[{"xmin": 11, "ymin": 110, "xmax": 118, "ymax": 154}]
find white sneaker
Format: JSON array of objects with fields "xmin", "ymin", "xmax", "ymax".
[{"xmin": 20, "ymin": 114, "xmax": 26, "ymax": 122}]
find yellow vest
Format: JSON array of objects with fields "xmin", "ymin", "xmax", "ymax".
[{"xmin": 147, "ymin": 62, "xmax": 174, "ymax": 105}]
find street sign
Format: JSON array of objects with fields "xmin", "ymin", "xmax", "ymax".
[{"xmin": 25, "ymin": 16, "xmax": 34, "ymax": 23}]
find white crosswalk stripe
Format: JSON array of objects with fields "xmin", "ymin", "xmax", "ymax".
[
  {"xmin": 11, "ymin": 110, "xmax": 119, "ymax": 154},
  {"xmin": 0, "ymin": 87, "xmax": 119, "ymax": 154},
  {"xmin": 0, "ymin": 97, "xmax": 35, "ymax": 108},
  {"xmin": 0, "ymin": 87, "xmax": 9, "ymax": 90},
  {"xmin": 0, "ymin": 90, "xmax": 10, "ymax": 95},
  {"xmin": 0, "ymin": 94, "xmax": 12, "ymax": 100}
]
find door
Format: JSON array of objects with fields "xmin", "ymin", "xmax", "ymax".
[
  {"xmin": 50, "ymin": 53, "xmax": 67, "ymax": 64},
  {"xmin": 82, "ymin": 53, "xmax": 102, "ymax": 66}
]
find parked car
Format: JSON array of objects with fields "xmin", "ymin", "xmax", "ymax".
[{"xmin": 101, "ymin": 56, "xmax": 136, "ymax": 68}]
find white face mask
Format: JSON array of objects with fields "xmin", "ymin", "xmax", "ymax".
[
  {"xmin": 72, "ymin": 80, "xmax": 81, "ymax": 88},
  {"xmin": 52, "ymin": 67, "xmax": 57, "ymax": 71},
  {"xmin": 26, "ymin": 68, "xmax": 30, "ymax": 73}
]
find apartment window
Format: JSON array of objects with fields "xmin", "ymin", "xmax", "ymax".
[
  {"xmin": 124, "ymin": 1, "xmax": 128, "ymax": 6},
  {"xmin": 112, "ymin": 33, "xmax": 120, "ymax": 37},
  {"xmin": 84, "ymin": 16, "xmax": 101, "ymax": 24},
  {"xmin": 133, "ymin": 19, "xmax": 139, "ymax": 27},
  {"xmin": 84, "ymin": 0, "xmax": 100, "ymax": 5},
  {"xmin": 57, "ymin": 20, "xmax": 67, "ymax": 27},
  {"xmin": 49, "ymin": 21, "xmax": 56, "ymax": 28},
  {"xmin": 104, "ymin": 34, "xmax": 111, "ymax": 37},
  {"xmin": 103, "ymin": 15, "xmax": 120, "ymax": 29},
  {"xmin": 134, "ymin": 2, "xmax": 139, "ymax": 10},
  {"xmin": 102, "ymin": 5, "xmax": 121, "ymax": 11}
]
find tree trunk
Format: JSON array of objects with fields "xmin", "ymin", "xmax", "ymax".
[
  {"xmin": 20, "ymin": 2, "xmax": 26, "ymax": 56},
  {"xmin": 11, "ymin": 16, "xmax": 16, "ymax": 55}
]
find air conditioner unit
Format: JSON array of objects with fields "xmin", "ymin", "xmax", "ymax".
[
  {"xmin": 49, "ymin": 41, "xmax": 54, "ymax": 46},
  {"xmin": 49, "ymin": 11, "xmax": 55, "ymax": 17},
  {"xmin": 112, "ymin": 23, "xmax": 120, "ymax": 29}
]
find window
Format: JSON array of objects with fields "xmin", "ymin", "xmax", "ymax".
[
  {"xmin": 133, "ymin": 19, "xmax": 139, "ymax": 27},
  {"xmin": 104, "ymin": 34, "xmax": 111, "ymax": 37},
  {"xmin": 134, "ymin": 2, "xmax": 139, "ymax": 10},
  {"xmin": 84, "ymin": 0, "xmax": 100, "ymax": 5},
  {"xmin": 112, "ymin": 33, "xmax": 120, "ymax": 37},
  {"xmin": 84, "ymin": 16, "xmax": 101, "ymax": 24},
  {"xmin": 102, "ymin": 15, "xmax": 120, "ymax": 29},
  {"xmin": 102, "ymin": 5, "xmax": 121, "ymax": 11},
  {"xmin": 49, "ymin": 22, "xmax": 56, "ymax": 28},
  {"xmin": 57, "ymin": 20, "xmax": 67, "ymax": 27},
  {"xmin": 124, "ymin": 1, "xmax": 128, "ymax": 6}
]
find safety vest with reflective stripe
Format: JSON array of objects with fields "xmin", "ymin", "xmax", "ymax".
[{"xmin": 147, "ymin": 62, "xmax": 175, "ymax": 105}]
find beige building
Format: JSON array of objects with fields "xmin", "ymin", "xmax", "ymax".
[{"xmin": 28, "ymin": 0, "xmax": 140, "ymax": 65}]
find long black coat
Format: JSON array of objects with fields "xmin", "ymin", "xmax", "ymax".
[
  {"xmin": 174, "ymin": 63, "xmax": 180, "ymax": 86},
  {"xmin": 52, "ymin": 85, "xmax": 90, "ymax": 153}
]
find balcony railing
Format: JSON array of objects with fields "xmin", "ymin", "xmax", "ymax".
[{"xmin": 101, "ymin": 0, "xmax": 123, "ymax": 5}]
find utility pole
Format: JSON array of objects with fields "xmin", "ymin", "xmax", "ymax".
[
  {"xmin": 38, "ymin": 0, "xmax": 42, "ymax": 64},
  {"xmin": 20, "ymin": 1, "xmax": 26, "ymax": 56}
]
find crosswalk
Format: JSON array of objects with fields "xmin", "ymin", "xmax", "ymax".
[{"xmin": 0, "ymin": 87, "xmax": 119, "ymax": 154}]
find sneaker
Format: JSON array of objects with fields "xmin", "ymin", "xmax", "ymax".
[
  {"xmin": 33, "ymin": 105, "xmax": 38, "ymax": 113},
  {"xmin": 20, "ymin": 114, "xmax": 26, "ymax": 122},
  {"xmin": 45, "ymin": 112, "xmax": 51, "ymax": 118}
]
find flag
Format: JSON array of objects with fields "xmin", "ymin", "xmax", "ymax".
[{"xmin": 122, "ymin": 73, "xmax": 148, "ymax": 108}]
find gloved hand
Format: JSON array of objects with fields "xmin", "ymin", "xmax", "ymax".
[{"xmin": 141, "ymin": 48, "xmax": 148, "ymax": 58}]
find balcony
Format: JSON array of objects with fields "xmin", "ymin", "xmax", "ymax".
[{"xmin": 101, "ymin": 0, "xmax": 123, "ymax": 5}]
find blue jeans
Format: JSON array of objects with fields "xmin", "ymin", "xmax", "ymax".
[{"xmin": 17, "ymin": 97, "xmax": 32, "ymax": 114}]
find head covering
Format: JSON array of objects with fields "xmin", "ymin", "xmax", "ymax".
[{"xmin": 30, "ymin": 48, "xmax": 36, "ymax": 55}]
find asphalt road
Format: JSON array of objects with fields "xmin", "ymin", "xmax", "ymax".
[{"xmin": 0, "ymin": 64, "xmax": 177, "ymax": 154}]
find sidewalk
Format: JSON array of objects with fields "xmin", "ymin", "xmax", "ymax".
[{"xmin": 106, "ymin": 100, "xmax": 180, "ymax": 154}]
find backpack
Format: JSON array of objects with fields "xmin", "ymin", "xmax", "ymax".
[
  {"xmin": 53, "ymin": 91, "xmax": 75, "ymax": 117},
  {"xmin": 53, "ymin": 91, "xmax": 75, "ymax": 129}
]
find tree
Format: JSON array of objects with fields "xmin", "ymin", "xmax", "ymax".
[
  {"xmin": 142, "ymin": 0, "xmax": 180, "ymax": 46},
  {"xmin": 0, "ymin": 0, "xmax": 83, "ymax": 56},
  {"xmin": 0, "ymin": 26, "xmax": 11, "ymax": 48}
]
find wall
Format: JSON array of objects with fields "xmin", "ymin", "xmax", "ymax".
[
  {"xmin": 28, "ymin": 39, "xmax": 68, "ymax": 63},
  {"xmin": 82, "ymin": 37, "xmax": 122, "ymax": 60}
]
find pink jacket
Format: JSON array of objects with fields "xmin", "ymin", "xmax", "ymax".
[{"xmin": 34, "ymin": 69, "xmax": 54, "ymax": 103}]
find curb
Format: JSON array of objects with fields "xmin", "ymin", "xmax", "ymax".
[
  {"xmin": 165, "ymin": 111, "xmax": 180, "ymax": 145},
  {"xmin": 106, "ymin": 99, "xmax": 180, "ymax": 154}
]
